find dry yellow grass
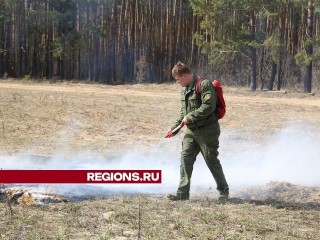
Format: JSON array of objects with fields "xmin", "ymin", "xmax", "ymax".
[
  {"xmin": 0, "ymin": 80, "xmax": 319, "ymax": 239},
  {"xmin": 0, "ymin": 80, "xmax": 319, "ymax": 156}
]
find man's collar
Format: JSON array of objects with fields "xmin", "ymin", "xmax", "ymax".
[{"xmin": 185, "ymin": 75, "xmax": 198, "ymax": 92}]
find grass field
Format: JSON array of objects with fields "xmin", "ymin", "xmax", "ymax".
[{"xmin": 0, "ymin": 80, "xmax": 319, "ymax": 239}]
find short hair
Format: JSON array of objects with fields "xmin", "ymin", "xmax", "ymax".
[{"xmin": 172, "ymin": 61, "xmax": 191, "ymax": 78}]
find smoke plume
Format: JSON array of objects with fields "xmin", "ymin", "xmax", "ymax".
[{"xmin": 1, "ymin": 121, "xmax": 319, "ymax": 198}]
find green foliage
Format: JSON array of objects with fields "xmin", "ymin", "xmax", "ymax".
[
  {"xmin": 294, "ymin": 36, "xmax": 320, "ymax": 66},
  {"xmin": 189, "ymin": 0, "xmax": 310, "ymax": 68},
  {"xmin": 136, "ymin": 72, "xmax": 146, "ymax": 84},
  {"xmin": 23, "ymin": 74, "xmax": 31, "ymax": 81},
  {"xmin": 264, "ymin": 37, "xmax": 282, "ymax": 63},
  {"xmin": 295, "ymin": 49, "xmax": 320, "ymax": 66},
  {"xmin": 190, "ymin": 0, "xmax": 268, "ymax": 65},
  {"xmin": 294, "ymin": 51, "xmax": 307, "ymax": 65},
  {"xmin": 315, "ymin": 0, "xmax": 320, "ymax": 11}
]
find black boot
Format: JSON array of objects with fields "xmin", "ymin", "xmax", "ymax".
[
  {"xmin": 218, "ymin": 187, "xmax": 229, "ymax": 201},
  {"xmin": 167, "ymin": 193, "xmax": 189, "ymax": 201}
]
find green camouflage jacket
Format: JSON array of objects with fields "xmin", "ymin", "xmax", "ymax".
[{"xmin": 172, "ymin": 75, "xmax": 218, "ymax": 131}]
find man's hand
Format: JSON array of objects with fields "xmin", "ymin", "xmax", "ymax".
[
  {"xmin": 164, "ymin": 130, "xmax": 175, "ymax": 138},
  {"xmin": 164, "ymin": 121, "xmax": 186, "ymax": 138},
  {"xmin": 182, "ymin": 117, "xmax": 189, "ymax": 125}
]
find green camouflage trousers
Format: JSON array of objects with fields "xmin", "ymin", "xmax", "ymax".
[{"xmin": 177, "ymin": 120, "xmax": 229, "ymax": 195}]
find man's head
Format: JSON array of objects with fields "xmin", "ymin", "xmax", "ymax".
[{"xmin": 172, "ymin": 61, "xmax": 193, "ymax": 87}]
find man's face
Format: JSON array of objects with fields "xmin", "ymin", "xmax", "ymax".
[{"xmin": 174, "ymin": 74, "xmax": 192, "ymax": 87}]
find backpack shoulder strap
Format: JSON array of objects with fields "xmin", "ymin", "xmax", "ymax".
[{"xmin": 195, "ymin": 76, "xmax": 205, "ymax": 96}]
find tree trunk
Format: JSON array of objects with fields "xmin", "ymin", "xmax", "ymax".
[
  {"xmin": 268, "ymin": 61, "xmax": 277, "ymax": 90},
  {"xmin": 277, "ymin": 57, "xmax": 282, "ymax": 91},
  {"xmin": 249, "ymin": 10, "xmax": 257, "ymax": 91},
  {"xmin": 259, "ymin": 46, "xmax": 265, "ymax": 90},
  {"xmin": 304, "ymin": 0, "xmax": 314, "ymax": 93},
  {"xmin": 0, "ymin": 1, "xmax": 5, "ymax": 76}
]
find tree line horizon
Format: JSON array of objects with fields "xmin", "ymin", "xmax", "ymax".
[{"xmin": 0, "ymin": 0, "xmax": 319, "ymax": 92}]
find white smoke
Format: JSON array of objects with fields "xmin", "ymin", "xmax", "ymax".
[
  {"xmin": 1, "ymin": 121, "xmax": 319, "ymax": 198},
  {"xmin": 223, "ymin": 121, "xmax": 320, "ymax": 187},
  {"xmin": 0, "ymin": 140, "xmax": 182, "ymax": 197}
]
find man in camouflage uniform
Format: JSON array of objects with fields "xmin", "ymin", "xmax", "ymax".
[{"xmin": 165, "ymin": 61, "xmax": 229, "ymax": 201}]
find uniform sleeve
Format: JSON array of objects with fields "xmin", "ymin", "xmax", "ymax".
[
  {"xmin": 171, "ymin": 89, "xmax": 185, "ymax": 131},
  {"xmin": 185, "ymin": 80, "xmax": 217, "ymax": 123},
  {"xmin": 171, "ymin": 106, "xmax": 184, "ymax": 131}
]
